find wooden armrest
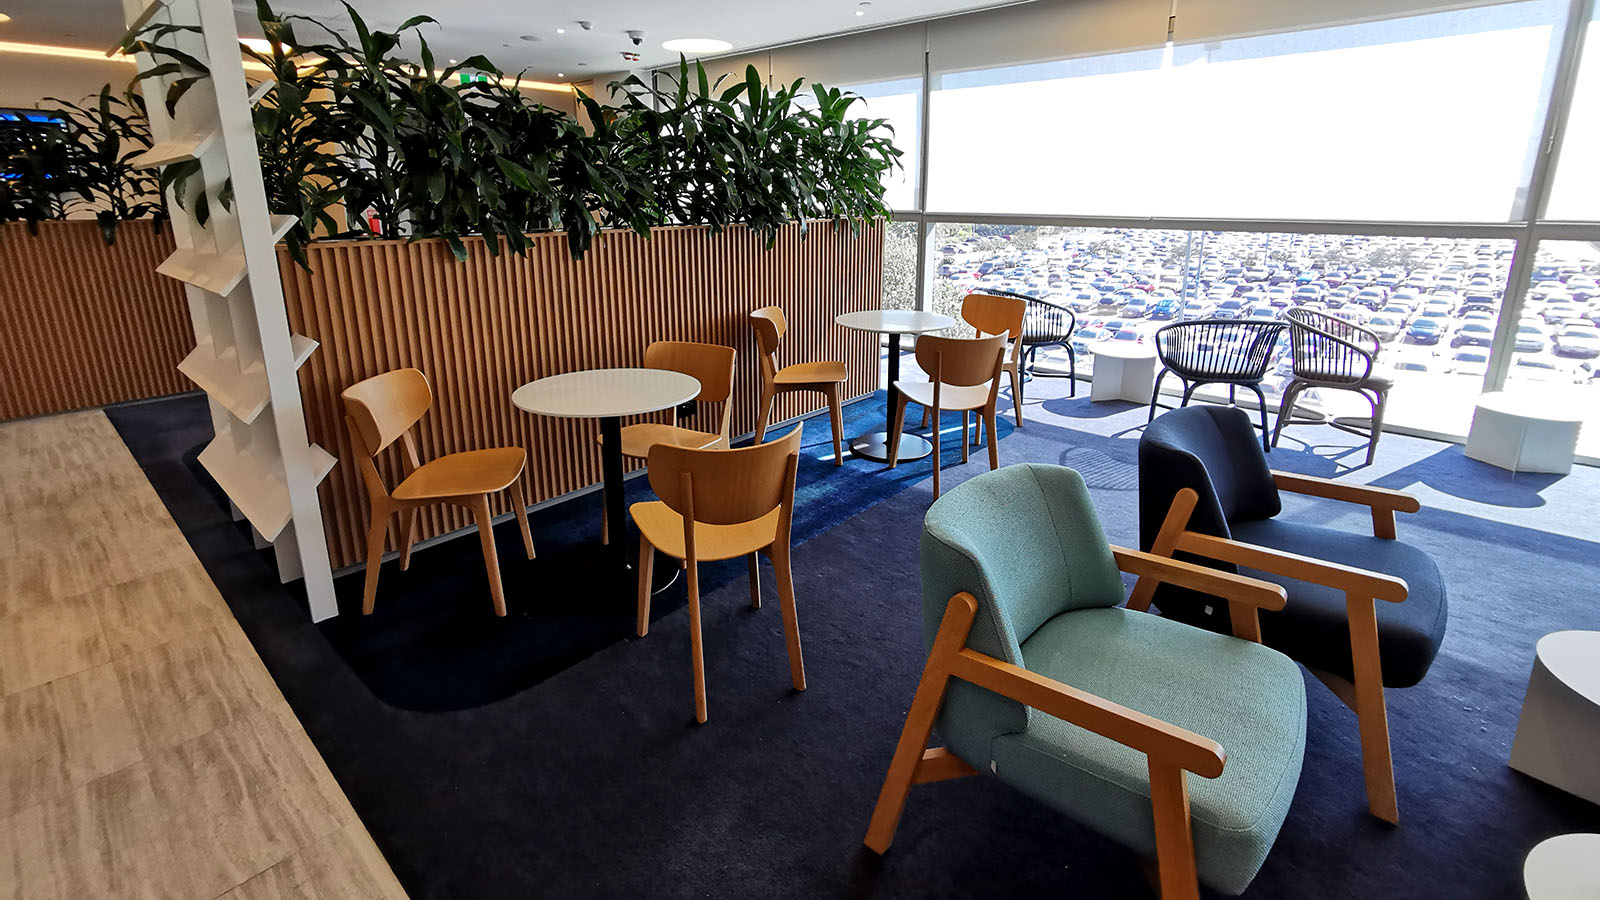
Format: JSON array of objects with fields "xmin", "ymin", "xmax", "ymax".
[
  {"xmin": 1175, "ymin": 532, "xmax": 1409, "ymax": 603},
  {"xmin": 1112, "ymin": 546, "xmax": 1286, "ymax": 613},
  {"xmin": 1271, "ymin": 471, "xmax": 1420, "ymax": 513},
  {"xmin": 947, "ymin": 647, "xmax": 1227, "ymax": 779}
]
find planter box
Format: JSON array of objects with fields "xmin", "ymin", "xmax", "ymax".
[
  {"xmin": 0, "ymin": 220, "xmax": 192, "ymax": 420},
  {"xmin": 279, "ymin": 220, "xmax": 886, "ymax": 569}
]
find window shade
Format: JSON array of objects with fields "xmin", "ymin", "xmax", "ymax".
[
  {"xmin": 927, "ymin": 0, "xmax": 1171, "ymax": 76},
  {"xmin": 1170, "ymin": 0, "xmax": 1531, "ymax": 45},
  {"xmin": 768, "ymin": 23, "xmax": 925, "ymax": 87}
]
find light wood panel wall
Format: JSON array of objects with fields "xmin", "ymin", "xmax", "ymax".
[
  {"xmin": 279, "ymin": 221, "xmax": 885, "ymax": 569},
  {"xmin": 0, "ymin": 221, "xmax": 192, "ymax": 420}
]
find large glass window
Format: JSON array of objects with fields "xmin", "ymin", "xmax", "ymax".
[
  {"xmin": 1503, "ymin": 240, "xmax": 1600, "ymax": 456},
  {"xmin": 839, "ymin": 78, "xmax": 920, "ymax": 212},
  {"xmin": 1544, "ymin": 6, "xmax": 1600, "ymax": 220}
]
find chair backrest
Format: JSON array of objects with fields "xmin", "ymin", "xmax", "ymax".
[
  {"xmin": 749, "ymin": 306, "xmax": 787, "ymax": 382},
  {"xmin": 1139, "ymin": 406, "xmax": 1281, "ymax": 629},
  {"xmin": 644, "ymin": 340, "xmax": 737, "ymax": 440},
  {"xmin": 342, "ymin": 368, "xmax": 432, "ymax": 457},
  {"xmin": 1285, "ymin": 307, "xmax": 1377, "ymax": 386},
  {"xmin": 1154, "ymin": 319, "xmax": 1286, "ymax": 382},
  {"xmin": 648, "ymin": 424, "xmax": 802, "ymax": 528},
  {"xmin": 920, "ymin": 464, "xmax": 1127, "ymax": 760},
  {"xmin": 962, "ymin": 292, "xmax": 1026, "ymax": 363},
  {"xmin": 913, "ymin": 334, "xmax": 1007, "ymax": 388},
  {"xmin": 1021, "ymin": 296, "xmax": 1077, "ymax": 344}
]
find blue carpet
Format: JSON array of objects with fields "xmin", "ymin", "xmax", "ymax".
[{"xmin": 106, "ymin": 382, "xmax": 1600, "ymax": 899}]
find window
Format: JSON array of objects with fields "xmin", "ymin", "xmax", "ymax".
[
  {"xmin": 1503, "ymin": 241, "xmax": 1600, "ymax": 455},
  {"xmin": 1544, "ymin": 7, "xmax": 1600, "ymax": 220}
]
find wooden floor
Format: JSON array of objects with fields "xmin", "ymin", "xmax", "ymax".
[{"xmin": 0, "ymin": 410, "xmax": 407, "ymax": 900}]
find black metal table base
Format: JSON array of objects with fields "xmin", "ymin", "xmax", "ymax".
[{"xmin": 851, "ymin": 431, "xmax": 932, "ymax": 463}]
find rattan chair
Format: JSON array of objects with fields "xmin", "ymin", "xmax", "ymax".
[
  {"xmin": 1149, "ymin": 318, "xmax": 1287, "ymax": 452},
  {"xmin": 984, "ymin": 289, "xmax": 1078, "ymax": 396},
  {"xmin": 1272, "ymin": 307, "xmax": 1392, "ymax": 465}
]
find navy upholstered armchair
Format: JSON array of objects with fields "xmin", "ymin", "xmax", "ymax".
[
  {"xmin": 866, "ymin": 464, "xmax": 1306, "ymax": 899},
  {"xmin": 1137, "ymin": 405, "xmax": 1447, "ymax": 825}
]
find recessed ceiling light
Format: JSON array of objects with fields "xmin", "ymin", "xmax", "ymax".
[
  {"xmin": 855, "ymin": 9, "xmax": 864, "ymax": 15},
  {"xmin": 661, "ymin": 38, "xmax": 732, "ymax": 54},
  {"xmin": 0, "ymin": 13, "xmax": 12, "ymax": 23},
  {"xmin": 556, "ymin": 27, "xmax": 565, "ymax": 34},
  {"xmin": 556, "ymin": 72, "xmax": 565, "ymax": 78}
]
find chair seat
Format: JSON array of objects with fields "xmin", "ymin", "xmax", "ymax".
[
  {"xmin": 1291, "ymin": 365, "xmax": 1394, "ymax": 392},
  {"xmin": 601, "ymin": 422, "xmax": 724, "ymax": 460},
  {"xmin": 1229, "ymin": 518, "xmax": 1447, "ymax": 688},
  {"xmin": 631, "ymin": 500, "xmax": 780, "ymax": 562},
  {"xmin": 392, "ymin": 447, "xmax": 526, "ymax": 501},
  {"xmin": 977, "ymin": 607, "xmax": 1306, "ymax": 897},
  {"xmin": 774, "ymin": 360, "xmax": 848, "ymax": 385},
  {"xmin": 896, "ymin": 379, "xmax": 991, "ymax": 411}
]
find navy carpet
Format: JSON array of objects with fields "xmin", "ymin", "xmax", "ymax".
[{"xmin": 107, "ymin": 379, "xmax": 1600, "ymax": 899}]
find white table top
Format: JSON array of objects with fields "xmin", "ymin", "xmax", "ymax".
[
  {"xmin": 1525, "ymin": 833, "xmax": 1600, "ymax": 900},
  {"xmin": 1092, "ymin": 339, "xmax": 1159, "ymax": 360},
  {"xmin": 1536, "ymin": 630, "xmax": 1600, "ymax": 707},
  {"xmin": 512, "ymin": 368, "xmax": 700, "ymax": 419},
  {"xmin": 1477, "ymin": 391, "xmax": 1586, "ymax": 424},
  {"xmin": 836, "ymin": 309, "xmax": 956, "ymax": 335}
]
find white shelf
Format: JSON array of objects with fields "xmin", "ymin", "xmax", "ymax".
[
  {"xmin": 176, "ymin": 339, "xmax": 270, "ymax": 423},
  {"xmin": 130, "ymin": 131, "xmax": 218, "ymax": 169},
  {"xmin": 157, "ymin": 248, "xmax": 248, "ymax": 296},
  {"xmin": 198, "ymin": 436, "xmax": 292, "ymax": 540},
  {"xmin": 247, "ymin": 79, "xmax": 276, "ymax": 105},
  {"xmin": 270, "ymin": 214, "xmax": 298, "ymax": 242},
  {"xmin": 291, "ymin": 333, "xmax": 319, "ymax": 369},
  {"xmin": 308, "ymin": 443, "xmax": 338, "ymax": 484}
]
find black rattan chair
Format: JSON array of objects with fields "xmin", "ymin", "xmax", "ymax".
[
  {"xmin": 1149, "ymin": 318, "xmax": 1287, "ymax": 451},
  {"xmin": 984, "ymin": 290, "xmax": 1078, "ymax": 396},
  {"xmin": 1272, "ymin": 307, "xmax": 1392, "ymax": 465}
]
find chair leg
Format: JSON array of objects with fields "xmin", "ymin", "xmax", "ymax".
[
  {"xmin": 747, "ymin": 552, "xmax": 762, "ymax": 610},
  {"xmin": 510, "ymin": 480, "xmax": 535, "ymax": 559},
  {"xmin": 360, "ymin": 501, "xmax": 390, "ymax": 615},
  {"xmin": 1148, "ymin": 368, "xmax": 1170, "ymax": 422},
  {"xmin": 1248, "ymin": 383, "xmax": 1271, "ymax": 454},
  {"xmin": 930, "ymin": 404, "xmax": 942, "ymax": 500},
  {"xmin": 1347, "ymin": 599, "xmax": 1399, "ymax": 823},
  {"xmin": 1178, "ymin": 380, "xmax": 1199, "ymax": 408},
  {"xmin": 396, "ymin": 507, "xmax": 415, "ymax": 572},
  {"xmin": 921, "ymin": 405, "xmax": 930, "ymax": 429},
  {"xmin": 1272, "ymin": 382, "xmax": 1303, "ymax": 449},
  {"xmin": 471, "ymin": 495, "xmax": 507, "ymax": 617},
  {"xmin": 960, "ymin": 411, "xmax": 971, "ymax": 464},
  {"xmin": 1009, "ymin": 365, "xmax": 1023, "ymax": 428},
  {"xmin": 601, "ymin": 500, "xmax": 609, "ymax": 546},
  {"xmin": 985, "ymin": 407, "xmax": 999, "ymax": 471},
  {"xmin": 888, "ymin": 395, "xmax": 910, "ymax": 469},
  {"xmin": 755, "ymin": 384, "xmax": 775, "ymax": 443},
  {"xmin": 636, "ymin": 532, "xmax": 655, "ymax": 637},
  {"xmin": 687, "ymin": 557, "xmax": 707, "ymax": 724},
  {"xmin": 1366, "ymin": 388, "xmax": 1389, "ymax": 466},
  {"xmin": 864, "ymin": 593, "xmax": 979, "ymax": 854},
  {"xmin": 826, "ymin": 384, "xmax": 844, "ymax": 467},
  {"xmin": 1148, "ymin": 761, "xmax": 1202, "ymax": 900},
  {"xmin": 771, "ymin": 542, "xmax": 806, "ymax": 692},
  {"xmin": 1066, "ymin": 344, "xmax": 1077, "ymax": 397}
]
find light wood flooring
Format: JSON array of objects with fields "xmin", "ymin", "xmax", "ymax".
[{"xmin": 0, "ymin": 410, "xmax": 407, "ymax": 900}]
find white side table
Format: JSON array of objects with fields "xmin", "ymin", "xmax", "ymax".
[
  {"xmin": 1510, "ymin": 630, "xmax": 1600, "ymax": 805},
  {"xmin": 1525, "ymin": 834, "xmax": 1600, "ymax": 900},
  {"xmin": 1465, "ymin": 392, "xmax": 1583, "ymax": 475},
  {"xmin": 1090, "ymin": 341, "xmax": 1159, "ymax": 403}
]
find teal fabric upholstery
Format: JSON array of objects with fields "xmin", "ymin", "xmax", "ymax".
[{"xmin": 921, "ymin": 464, "xmax": 1306, "ymax": 895}]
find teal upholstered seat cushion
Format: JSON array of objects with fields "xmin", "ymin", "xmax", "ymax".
[{"xmin": 987, "ymin": 607, "xmax": 1306, "ymax": 896}]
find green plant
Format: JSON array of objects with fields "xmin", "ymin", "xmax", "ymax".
[
  {"xmin": 47, "ymin": 86, "xmax": 166, "ymax": 244},
  {"xmin": 0, "ymin": 113, "xmax": 74, "ymax": 232}
]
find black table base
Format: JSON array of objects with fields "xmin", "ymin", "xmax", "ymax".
[
  {"xmin": 599, "ymin": 414, "xmax": 679, "ymax": 595},
  {"xmin": 850, "ymin": 331, "xmax": 934, "ymax": 464}
]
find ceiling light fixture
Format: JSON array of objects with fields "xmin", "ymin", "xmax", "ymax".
[
  {"xmin": 556, "ymin": 72, "xmax": 565, "ymax": 78},
  {"xmin": 0, "ymin": 13, "xmax": 12, "ymax": 23},
  {"xmin": 556, "ymin": 27, "xmax": 565, "ymax": 34},
  {"xmin": 661, "ymin": 38, "xmax": 732, "ymax": 54}
]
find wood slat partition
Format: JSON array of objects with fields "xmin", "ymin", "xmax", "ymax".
[
  {"xmin": 280, "ymin": 220, "xmax": 885, "ymax": 569},
  {"xmin": 0, "ymin": 221, "xmax": 192, "ymax": 420}
]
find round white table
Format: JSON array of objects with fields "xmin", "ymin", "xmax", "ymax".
[
  {"xmin": 836, "ymin": 309, "xmax": 957, "ymax": 462},
  {"xmin": 1525, "ymin": 833, "xmax": 1600, "ymax": 899},
  {"xmin": 1510, "ymin": 630, "xmax": 1600, "ymax": 805},
  {"xmin": 513, "ymin": 368, "xmax": 700, "ymax": 573}
]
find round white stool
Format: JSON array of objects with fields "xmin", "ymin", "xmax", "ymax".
[
  {"xmin": 1525, "ymin": 834, "xmax": 1600, "ymax": 899},
  {"xmin": 1465, "ymin": 391, "xmax": 1583, "ymax": 475},
  {"xmin": 1510, "ymin": 631, "xmax": 1600, "ymax": 805}
]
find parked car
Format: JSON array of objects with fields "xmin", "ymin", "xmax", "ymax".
[
  {"xmin": 1408, "ymin": 318, "xmax": 1446, "ymax": 344},
  {"xmin": 1366, "ymin": 314, "xmax": 1404, "ymax": 341},
  {"xmin": 1213, "ymin": 299, "xmax": 1247, "ymax": 320},
  {"xmin": 1514, "ymin": 322, "xmax": 1549, "ymax": 352},
  {"xmin": 1451, "ymin": 321, "xmax": 1496, "ymax": 348},
  {"xmin": 1450, "ymin": 348, "xmax": 1490, "ymax": 376},
  {"xmin": 1554, "ymin": 324, "xmax": 1600, "ymax": 358}
]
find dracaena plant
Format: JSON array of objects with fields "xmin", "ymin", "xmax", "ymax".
[
  {"xmin": 47, "ymin": 86, "xmax": 167, "ymax": 245},
  {"xmin": 0, "ymin": 114, "xmax": 74, "ymax": 232}
]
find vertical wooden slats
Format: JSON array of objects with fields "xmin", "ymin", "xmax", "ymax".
[
  {"xmin": 281, "ymin": 220, "xmax": 883, "ymax": 569},
  {"xmin": 0, "ymin": 221, "xmax": 191, "ymax": 420}
]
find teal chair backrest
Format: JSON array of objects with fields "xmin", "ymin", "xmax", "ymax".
[{"xmin": 920, "ymin": 464, "xmax": 1127, "ymax": 762}]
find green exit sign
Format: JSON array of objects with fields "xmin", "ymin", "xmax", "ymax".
[{"xmin": 458, "ymin": 72, "xmax": 491, "ymax": 84}]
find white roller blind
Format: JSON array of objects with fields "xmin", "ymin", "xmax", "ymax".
[
  {"xmin": 768, "ymin": 23, "xmax": 925, "ymax": 87},
  {"xmin": 928, "ymin": 0, "xmax": 1171, "ymax": 75},
  {"xmin": 1171, "ymin": 0, "xmax": 1528, "ymax": 44}
]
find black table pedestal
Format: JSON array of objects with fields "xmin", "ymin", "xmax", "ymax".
[
  {"xmin": 600, "ymin": 415, "xmax": 679, "ymax": 594},
  {"xmin": 851, "ymin": 332, "xmax": 933, "ymax": 463}
]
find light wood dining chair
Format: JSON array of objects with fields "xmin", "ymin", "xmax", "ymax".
[
  {"xmin": 598, "ymin": 340, "xmax": 737, "ymax": 544},
  {"xmin": 632, "ymin": 425, "xmax": 806, "ymax": 723},
  {"xmin": 962, "ymin": 292, "xmax": 1027, "ymax": 429},
  {"xmin": 342, "ymin": 368, "xmax": 534, "ymax": 617},
  {"xmin": 750, "ymin": 306, "xmax": 847, "ymax": 466},
  {"xmin": 889, "ymin": 334, "xmax": 1007, "ymax": 500}
]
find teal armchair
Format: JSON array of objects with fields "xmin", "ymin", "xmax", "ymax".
[{"xmin": 864, "ymin": 464, "xmax": 1307, "ymax": 899}]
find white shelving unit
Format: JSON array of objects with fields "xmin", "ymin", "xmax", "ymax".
[{"xmin": 121, "ymin": 0, "xmax": 339, "ymax": 620}]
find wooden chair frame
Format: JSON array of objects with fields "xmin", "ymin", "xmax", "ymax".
[
  {"xmin": 751, "ymin": 306, "xmax": 846, "ymax": 466},
  {"xmin": 1128, "ymin": 474, "xmax": 1421, "ymax": 824},
  {"xmin": 891, "ymin": 336, "xmax": 1007, "ymax": 499},
  {"xmin": 962, "ymin": 292, "xmax": 1028, "ymax": 428},
  {"xmin": 865, "ymin": 548, "xmax": 1288, "ymax": 900}
]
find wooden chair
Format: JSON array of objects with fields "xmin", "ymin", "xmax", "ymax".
[
  {"xmin": 750, "ymin": 306, "xmax": 847, "ymax": 466},
  {"xmin": 866, "ymin": 465, "xmax": 1304, "ymax": 900},
  {"xmin": 632, "ymin": 426, "xmax": 806, "ymax": 724},
  {"xmin": 342, "ymin": 368, "xmax": 534, "ymax": 617},
  {"xmin": 889, "ymin": 334, "xmax": 1007, "ymax": 499},
  {"xmin": 962, "ymin": 292, "xmax": 1027, "ymax": 428},
  {"xmin": 598, "ymin": 340, "xmax": 737, "ymax": 544}
]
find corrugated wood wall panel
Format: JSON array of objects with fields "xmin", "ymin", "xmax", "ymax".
[
  {"xmin": 280, "ymin": 221, "xmax": 884, "ymax": 569},
  {"xmin": 0, "ymin": 221, "xmax": 191, "ymax": 419}
]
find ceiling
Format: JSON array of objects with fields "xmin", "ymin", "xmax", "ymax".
[{"xmin": 0, "ymin": 0, "xmax": 1031, "ymax": 83}]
